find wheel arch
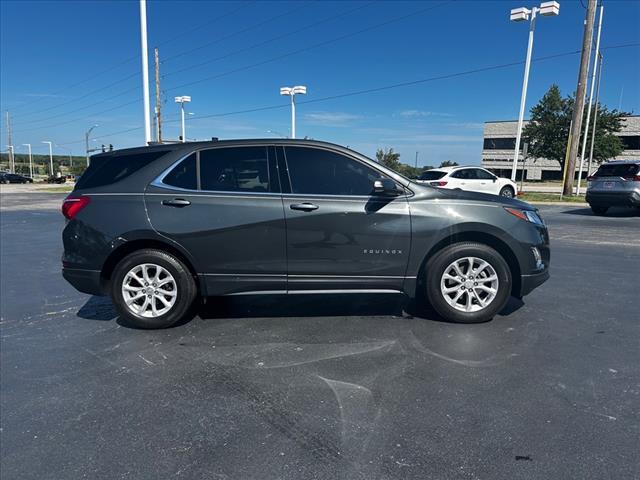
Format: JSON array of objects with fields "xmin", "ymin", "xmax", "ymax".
[
  {"xmin": 100, "ymin": 237, "xmax": 203, "ymax": 296},
  {"xmin": 412, "ymin": 230, "xmax": 521, "ymax": 299}
]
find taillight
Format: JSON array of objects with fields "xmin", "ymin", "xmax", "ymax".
[
  {"xmin": 430, "ymin": 181, "xmax": 448, "ymax": 187},
  {"xmin": 62, "ymin": 196, "xmax": 90, "ymax": 219}
]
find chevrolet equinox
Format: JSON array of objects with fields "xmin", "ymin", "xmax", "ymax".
[{"xmin": 62, "ymin": 139, "xmax": 549, "ymax": 328}]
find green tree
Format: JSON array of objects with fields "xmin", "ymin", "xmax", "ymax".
[
  {"xmin": 523, "ymin": 84, "xmax": 627, "ymax": 170},
  {"xmin": 439, "ymin": 160, "xmax": 459, "ymax": 168},
  {"xmin": 375, "ymin": 148, "xmax": 401, "ymax": 170}
]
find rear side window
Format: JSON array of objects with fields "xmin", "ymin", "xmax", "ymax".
[
  {"xmin": 594, "ymin": 163, "xmax": 639, "ymax": 177},
  {"xmin": 419, "ymin": 171, "xmax": 447, "ymax": 181},
  {"xmin": 200, "ymin": 147, "xmax": 269, "ymax": 192},
  {"xmin": 163, "ymin": 154, "xmax": 197, "ymax": 189},
  {"xmin": 76, "ymin": 150, "xmax": 169, "ymax": 189}
]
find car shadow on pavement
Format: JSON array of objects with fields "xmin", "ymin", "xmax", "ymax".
[
  {"xmin": 561, "ymin": 207, "xmax": 640, "ymax": 217},
  {"xmin": 76, "ymin": 296, "xmax": 119, "ymax": 321}
]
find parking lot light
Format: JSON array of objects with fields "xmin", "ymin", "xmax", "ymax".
[
  {"xmin": 174, "ymin": 96, "xmax": 192, "ymax": 143},
  {"xmin": 21, "ymin": 144, "xmax": 33, "ymax": 178},
  {"xmin": 280, "ymin": 86, "xmax": 307, "ymax": 139},
  {"xmin": 509, "ymin": 2, "xmax": 560, "ymax": 182},
  {"xmin": 41, "ymin": 141, "xmax": 53, "ymax": 175}
]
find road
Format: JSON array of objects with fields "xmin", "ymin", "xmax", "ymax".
[{"xmin": 1, "ymin": 193, "xmax": 638, "ymax": 480}]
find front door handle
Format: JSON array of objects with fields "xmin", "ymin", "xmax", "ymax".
[
  {"xmin": 162, "ymin": 198, "xmax": 191, "ymax": 207},
  {"xmin": 290, "ymin": 202, "xmax": 319, "ymax": 212}
]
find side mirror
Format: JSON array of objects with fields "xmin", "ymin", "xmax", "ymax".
[
  {"xmin": 373, "ymin": 178, "xmax": 402, "ymax": 196},
  {"xmin": 492, "ymin": 176, "xmax": 497, "ymax": 182}
]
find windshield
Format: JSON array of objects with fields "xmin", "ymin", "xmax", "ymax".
[{"xmin": 419, "ymin": 170, "xmax": 447, "ymax": 181}]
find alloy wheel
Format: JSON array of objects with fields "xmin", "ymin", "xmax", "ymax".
[
  {"xmin": 121, "ymin": 263, "xmax": 177, "ymax": 318},
  {"xmin": 440, "ymin": 257, "xmax": 499, "ymax": 312}
]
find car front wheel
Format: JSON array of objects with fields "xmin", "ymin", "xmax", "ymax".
[
  {"xmin": 111, "ymin": 249, "xmax": 197, "ymax": 329},
  {"xmin": 424, "ymin": 242, "xmax": 512, "ymax": 323},
  {"xmin": 499, "ymin": 186, "xmax": 515, "ymax": 198}
]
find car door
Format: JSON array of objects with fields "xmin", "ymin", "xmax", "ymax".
[
  {"xmin": 145, "ymin": 145, "xmax": 287, "ymax": 295},
  {"xmin": 280, "ymin": 145, "xmax": 411, "ymax": 292},
  {"xmin": 473, "ymin": 168, "xmax": 499, "ymax": 194},
  {"xmin": 450, "ymin": 168, "xmax": 483, "ymax": 193}
]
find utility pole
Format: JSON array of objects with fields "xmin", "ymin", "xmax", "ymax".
[
  {"xmin": 154, "ymin": 47, "xmax": 162, "ymax": 143},
  {"xmin": 139, "ymin": 0, "xmax": 152, "ymax": 145},
  {"xmin": 576, "ymin": 4, "xmax": 604, "ymax": 195},
  {"xmin": 586, "ymin": 54, "xmax": 603, "ymax": 177},
  {"xmin": 563, "ymin": 0, "xmax": 597, "ymax": 196},
  {"xmin": 6, "ymin": 111, "xmax": 15, "ymax": 173}
]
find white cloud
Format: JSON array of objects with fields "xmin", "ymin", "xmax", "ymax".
[{"xmin": 304, "ymin": 111, "xmax": 362, "ymax": 126}]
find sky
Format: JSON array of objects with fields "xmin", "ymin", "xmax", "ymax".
[{"xmin": 1, "ymin": 0, "xmax": 639, "ymax": 167}]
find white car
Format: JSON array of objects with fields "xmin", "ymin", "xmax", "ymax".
[{"xmin": 416, "ymin": 166, "xmax": 518, "ymax": 198}]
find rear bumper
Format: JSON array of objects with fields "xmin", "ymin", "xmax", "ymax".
[
  {"xmin": 586, "ymin": 190, "xmax": 640, "ymax": 207},
  {"xmin": 518, "ymin": 269, "xmax": 549, "ymax": 297},
  {"xmin": 62, "ymin": 268, "xmax": 104, "ymax": 296}
]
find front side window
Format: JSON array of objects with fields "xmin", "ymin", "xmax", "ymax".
[
  {"xmin": 200, "ymin": 147, "xmax": 269, "ymax": 192},
  {"xmin": 285, "ymin": 146, "xmax": 384, "ymax": 196},
  {"xmin": 474, "ymin": 169, "xmax": 495, "ymax": 180}
]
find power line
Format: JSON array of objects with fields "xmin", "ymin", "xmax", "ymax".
[
  {"xmin": 7, "ymin": 2, "xmax": 255, "ymax": 118},
  {"xmin": 162, "ymin": 2, "xmax": 372, "ymax": 79},
  {"xmin": 165, "ymin": 1, "xmax": 452, "ymax": 93}
]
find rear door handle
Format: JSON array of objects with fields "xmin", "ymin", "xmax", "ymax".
[
  {"xmin": 162, "ymin": 198, "xmax": 191, "ymax": 207},
  {"xmin": 290, "ymin": 202, "xmax": 319, "ymax": 212}
]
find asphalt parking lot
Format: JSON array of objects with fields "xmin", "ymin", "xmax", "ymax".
[{"xmin": 1, "ymin": 192, "xmax": 638, "ymax": 480}]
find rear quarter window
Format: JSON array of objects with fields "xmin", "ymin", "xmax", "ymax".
[{"xmin": 75, "ymin": 150, "xmax": 170, "ymax": 189}]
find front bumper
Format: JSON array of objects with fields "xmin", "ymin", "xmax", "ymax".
[
  {"xmin": 62, "ymin": 268, "xmax": 104, "ymax": 296},
  {"xmin": 586, "ymin": 190, "xmax": 640, "ymax": 207},
  {"xmin": 518, "ymin": 269, "xmax": 549, "ymax": 297}
]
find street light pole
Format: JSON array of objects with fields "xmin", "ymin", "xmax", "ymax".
[
  {"xmin": 174, "ymin": 96, "xmax": 191, "ymax": 142},
  {"xmin": 139, "ymin": 0, "xmax": 152, "ymax": 145},
  {"xmin": 280, "ymin": 86, "xmax": 307, "ymax": 139},
  {"xmin": 509, "ymin": 2, "xmax": 560, "ymax": 182},
  {"xmin": 85, "ymin": 125, "xmax": 98, "ymax": 167},
  {"xmin": 42, "ymin": 141, "xmax": 53, "ymax": 175},
  {"xmin": 22, "ymin": 144, "xmax": 33, "ymax": 178}
]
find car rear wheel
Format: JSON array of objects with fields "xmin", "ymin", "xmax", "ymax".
[
  {"xmin": 424, "ymin": 242, "xmax": 512, "ymax": 323},
  {"xmin": 111, "ymin": 249, "xmax": 197, "ymax": 329},
  {"xmin": 499, "ymin": 186, "xmax": 514, "ymax": 198},
  {"xmin": 590, "ymin": 205, "xmax": 608, "ymax": 215}
]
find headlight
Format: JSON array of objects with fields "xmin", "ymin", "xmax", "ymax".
[{"xmin": 504, "ymin": 207, "xmax": 544, "ymax": 226}]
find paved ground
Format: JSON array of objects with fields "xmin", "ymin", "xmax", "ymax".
[{"xmin": 1, "ymin": 193, "xmax": 638, "ymax": 480}]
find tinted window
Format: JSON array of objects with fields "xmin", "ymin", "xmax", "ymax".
[
  {"xmin": 483, "ymin": 138, "xmax": 522, "ymax": 150},
  {"xmin": 285, "ymin": 147, "xmax": 383, "ymax": 196},
  {"xmin": 163, "ymin": 153, "xmax": 197, "ymax": 190},
  {"xmin": 76, "ymin": 150, "xmax": 169, "ymax": 189},
  {"xmin": 419, "ymin": 171, "xmax": 447, "ymax": 181},
  {"xmin": 200, "ymin": 146, "xmax": 269, "ymax": 192},
  {"xmin": 594, "ymin": 163, "xmax": 639, "ymax": 177},
  {"xmin": 451, "ymin": 169, "xmax": 477, "ymax": 180},
  {"xmin": 474, "ymin": 169, "xmax": 495, "ymax": 180}
]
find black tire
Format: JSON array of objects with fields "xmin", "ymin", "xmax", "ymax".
[
  {"xmin": 423, "ymin": 242, "xmax": 512, "ymax": 323},
  {"xmin": 499, "ymin": 186, "xmax": 515, "ymax": 198},
  {"xmin": 590, "ymin": 205, "xmax": 608, "ymax": 215},
  {"xmin": 110, "ymin": 249, "xmax": 197, "ymax": 329}
]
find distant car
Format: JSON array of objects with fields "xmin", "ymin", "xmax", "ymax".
[
  {"xmin": 0, "ymin": 172, "xmax": 34, "ymax": 184},
  {"xmin": 586, "ymin": 160, "xmax": 640, "ymax": 215},
  {"xmin": 416, "ymin": 166, "xmax": 517, "ymax": 198},
  {"xmin": 47, "ymin": 175, "xmax": 67, "ymax": 184}
]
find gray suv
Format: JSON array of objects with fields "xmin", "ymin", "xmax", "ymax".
[
  {"xmin": 62, "ymin": 139, "xmax": 549, "ymax": 328},
  {"xmin": 586, "ymin": 160, "xmax": 640, "ymax": 215}
]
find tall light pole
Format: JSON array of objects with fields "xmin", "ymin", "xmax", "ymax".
[
  {"xmin": 7, "ymin": 145, "xmax": 15, "ymax": 174},
  {"xmin": 576, "ymin": 4, "xmax": 604, "ymax": 195},
  {"xmin": 139, "ymin": 0, "xmax": 152, "ymax": 145},
  {"xmin": 85, "ymin": 125, "xmax": 98, "ymax": 166},
  {"xmin": 509, "ymin": 1, "xmax": 560, "ymax": 181},
  {"xmin": 174, "ymin": 96, "xmax": 191, "ymax": 142},
  {"xmin": 280, "ymin": 86, "xmax": 307, "ymax": 139},
  {"xmin": 42, "ymin": 141, "xmax": 53, "ymax": 175},
  {"xmin": 22, "ymin": 144, "xmax": 33, "ymax": 178}
]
